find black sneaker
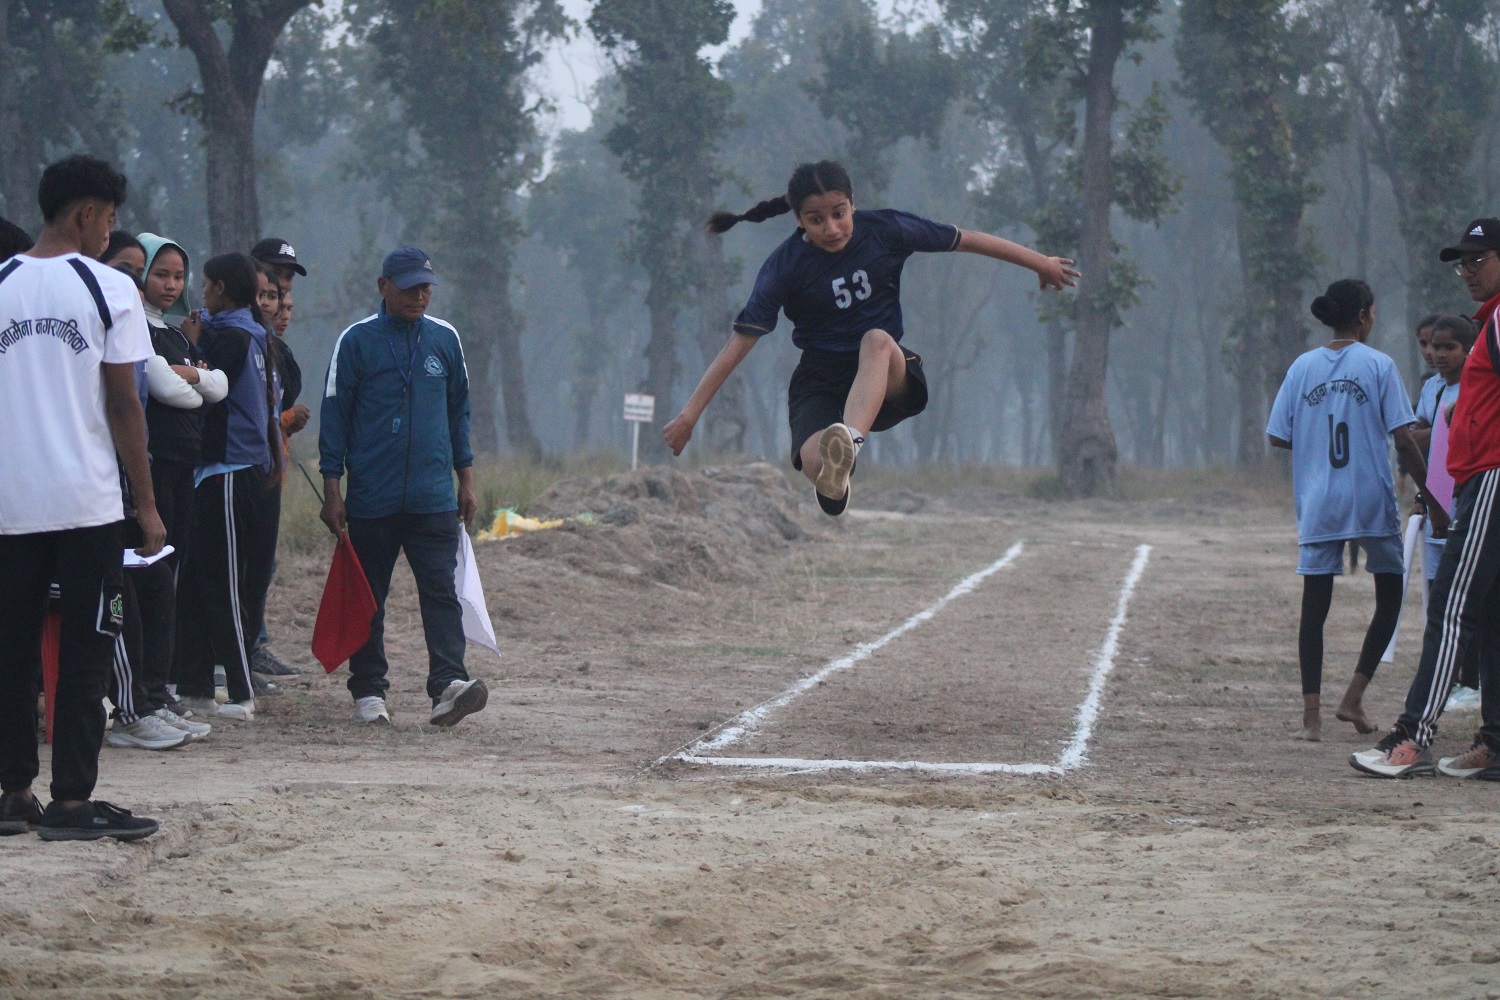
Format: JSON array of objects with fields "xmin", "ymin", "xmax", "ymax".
[
  {"xmin": 816, "ymin": 488, "xmax": 850, "ymax": 516},
  {"xmin": 36, "ymin": 800, "xmax": 159, "ymax": 842},
  {"xmin": 0, "ymin": 791, "xmax": 43, "ymax": 835},
  {"xmin": 251, "ymin": 646, "xmax": 301, "ymax": 676},
  {"xmin": 250, "ymin": 672, "xmax": 283, "ymax": 697}
]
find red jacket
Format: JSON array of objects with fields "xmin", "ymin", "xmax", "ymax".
[{"xmin": 1446, "ymin": 291, "xmax": 1500, "ymax": 485}]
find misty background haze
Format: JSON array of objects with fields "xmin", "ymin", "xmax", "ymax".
[{"xmin": 4, "ymin": 0, "xmax": 1498, "ymax": 489}]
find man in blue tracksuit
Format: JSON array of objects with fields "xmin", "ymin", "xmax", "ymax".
[{"xmin": 318, "ymin": 246, "xmax": 486, "ymax": 727}]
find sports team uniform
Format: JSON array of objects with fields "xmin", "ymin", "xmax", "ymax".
[
  {"xmin": 0, "ymin": 252, "xmax": 151, "ymax": 803},
  {"xmin": 733, "ymin": 208, "xmax": 960, "ymax": 467},
  {"xmin": 1266, "ymin": 342, "xmax": 1416, "ymax": 576},
  {"xmin": 1393, "ymin": 290, "xmax": 1500, "ymax": 749}
]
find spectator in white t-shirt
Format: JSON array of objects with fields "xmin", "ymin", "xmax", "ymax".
[{"xmin": 0, "ymin": 155, "xmax": 165, "ymax": 842}]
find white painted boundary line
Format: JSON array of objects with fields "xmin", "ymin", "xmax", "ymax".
[
  {"xmin": 662, "ymin": 541, "xmax": 1026, "ymax": 763},
  {"xmin": 670, "ymin": 543, "xmax": 1151, "ymax": 776}
]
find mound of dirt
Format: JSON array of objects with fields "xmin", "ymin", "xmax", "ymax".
[{"xmin": 494, "ymin": 463, "xmax": 831, "ymax": 588}]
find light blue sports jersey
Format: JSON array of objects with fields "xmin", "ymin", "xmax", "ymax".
[
  {"xmin": 1266, "ymin": 342, "xmax": 1415, "ymax": 544},
  {"xmin": 1415, "ymin": 373, "xmax": 1446, "ymax": 431}
]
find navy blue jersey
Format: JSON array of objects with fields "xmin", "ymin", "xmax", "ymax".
[{"xmin": 733, "ymin": 208, "xmax": 960, "ymax": 352}]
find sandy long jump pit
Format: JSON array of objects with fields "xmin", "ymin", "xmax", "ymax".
[
  {"xmin": 671, "ymin": 537, "xmax": 1151, "ymax": 773},
  {"xmin": 2, "ymin": 467, "xmax": 1500, "ymax": 1000}
]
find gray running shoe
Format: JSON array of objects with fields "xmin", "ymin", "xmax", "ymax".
[
  {"xmin": 106, "ymin": 715, "xmax": 192, "ymax": 750},
  {"xmin": 154, "ymin": 707, "xmax": 211, "ymax": 739},
  {"xmin": 430, "ymin": 679, "xmax": 488, "ymax": 727}
]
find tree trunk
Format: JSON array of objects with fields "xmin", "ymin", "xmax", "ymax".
[
  {"xmin": 0, "ymin": 0, "xmax": 27, "ymax": 223},
  {"xmin": 493, "ymin": 305, "xmax": 542, "ymax": 460},
  {"xmin": 694, "ymin": 230, "xmax": 746, "ymax": 455},
  {"xmin": 1232, "ymin": 209, "xmax": 1266, "ymax": 468},
  {"xmin": 1045, "ymin": 317, "xmax": 1068, "ymax": 462},
  {"xmin": 161, "ymin": 0, "xmax": 312, "ymax": 254},
  {"xmin": 641, "ymin": 272, "xmax": 677, "ymax": 463},
  {"xmin": 202, "ymin": 109, "xmax": 260, "ymax": 254},
  {"xmin": 1057, "ymin": 2, "xmax": 1125, "ymax": 498}
]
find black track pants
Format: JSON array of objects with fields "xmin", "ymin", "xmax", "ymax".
[
  {"xmin": 1398, "ymin": 470, "xmax": 1500, "ymax": 747},
  {"xmin": 175, "ymin": 468, "xmax": 278, "ymax": 702},
  {"xmin": 0, "ymin": 523, "xmax": 123, "ymax": 802}
]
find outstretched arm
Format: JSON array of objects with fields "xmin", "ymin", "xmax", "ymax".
[
  {"xmin": 956, "ymin": 230, "xmax": 1080, "ymax": 292},
  {"xmin": 663, "ymin": 332, "xmax": 760, "ymax": 456}
]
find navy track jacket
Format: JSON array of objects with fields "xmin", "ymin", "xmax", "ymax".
[{"xmin": 319, "ymin": 305, "xmax": 473, "ymax": 519}]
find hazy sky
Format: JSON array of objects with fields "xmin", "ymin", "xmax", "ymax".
[{"xmin": 541, "ymin": 0, "xmax": 765, "ymax": 134}]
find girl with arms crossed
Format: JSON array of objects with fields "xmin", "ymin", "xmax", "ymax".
[
  {"xmin": 1266, "ymin": 279, "xmax": 1446, "ymax": 741},
  {"xmin": 664, "ymin": 160, "xmax": 1077, "ymax": 514}
]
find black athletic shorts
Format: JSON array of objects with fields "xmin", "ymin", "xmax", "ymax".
[{"xmin": 787, "ymin": 344, "xmax": 929, "ymax": 470}]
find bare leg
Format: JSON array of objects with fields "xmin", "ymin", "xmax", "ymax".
[
  {"xmin": 798, "ymin": 435, "xmax": 822, "ymax": 486},
  {"xmin": 841, "ymin": 328, "xmax": 907, "ymax": 435},
  {"xmin": 1296, "ymin": 693, "xmax": 1322, "ymax": 741},
  {"xmin": 1336, "ymin": 671, "xmax": 1377, "ymax": 734}
]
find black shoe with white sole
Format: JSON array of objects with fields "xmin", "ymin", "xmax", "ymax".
[
  {"xmin": 430, "ymin": 678, "xmax": 488, "ymax": 727},
  {"xmin": 36, "ymin": 800, "xmax": 159, "ymax": 842},
  {"xmin": 0, "ymin": 791, "xmax": 43, "ymax": 835}
]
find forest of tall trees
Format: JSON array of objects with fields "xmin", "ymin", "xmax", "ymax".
[{"xmin": 3, "ymin": 0, "xmax": 1498, "ymax": 495}]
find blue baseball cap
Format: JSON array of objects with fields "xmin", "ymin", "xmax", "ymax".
[{"xmin": 381, "ymin": 245, "xmax": 439, "ymax": 289}]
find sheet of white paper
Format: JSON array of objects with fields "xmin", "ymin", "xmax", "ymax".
[
  {"xmin": 123, "ymin": 544, "xmax": 175, "ymax": 569},
  {"xmin": 455, "ymin": 530, "xmax": 500, "ymax": 656},
  {"xmin": 1382, "ymin": 515, "xmax": 1423, "ymax": 663}
]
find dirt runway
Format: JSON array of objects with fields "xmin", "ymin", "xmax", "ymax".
[{"xmin": 2, "ymin": 470, "xmax": 1497, "ymax": 999}]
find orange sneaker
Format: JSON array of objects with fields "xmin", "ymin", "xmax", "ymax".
[
  {"xmin": 1438, "ymin": 735, "xmax": 1500, "ymax": 778},
  {"xmin": 1350, "ymin": 731, "xmax": 1436, "ymax": 778}
]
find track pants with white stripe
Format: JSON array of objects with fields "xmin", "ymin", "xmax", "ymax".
[
  {"xmin": 175, "ymin": 468, "xmax": 278, "ymax": 704},
  {"xmin": 1398, "ymin": 468, "xmax": 1500, "ymax": 748},
  {"xmin": 108, "ymin": 567, "xmax": 151, "ymax": 725}
]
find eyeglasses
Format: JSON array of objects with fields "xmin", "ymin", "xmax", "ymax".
[{"xmin": 1454, "ymin": 252, "xmax": 1497, "ymax": 276}]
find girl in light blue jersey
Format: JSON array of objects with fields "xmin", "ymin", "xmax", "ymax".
[{"xmin": 1267, "ymin": 279, "xmax": 1445, "ymax": 741}]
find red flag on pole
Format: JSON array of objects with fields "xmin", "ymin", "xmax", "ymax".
[{"xmin": 311, "ymin": 531, "xmax": 377, "ymax": 673}]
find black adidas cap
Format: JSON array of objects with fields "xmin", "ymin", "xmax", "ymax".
[
  {"xmin": 250, "ymin": 237, "xmax": 308, "ymax": 276},
  {"xmin": 1439, "ymin": 218, "xmax": 1500, "ymax": 262}
]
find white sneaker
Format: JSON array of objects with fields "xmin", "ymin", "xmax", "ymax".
[
  {"xmin": 177, "ymin": 695, "xmax": 219, "ymax": 718},
  {"xmin": 217, "ymin": 700, "xmax": 255, "ymax": 721},
  {"xmin": 353, "ymin": 696, "xmax": 391, "ymax": 724},
  {"xmin": 430, "ymin": 679, "xmax": 487, "ymax": 727},
  {"xmin": 155, "ymin": 707, "xmax": 211, "ymax": 739},
  {"xmin": 106, "ymin": 715, "xmax": 192, "ymax": 750},
  {"xmin": 1446, "ymin": 685, "xmax": 1482, "ymax": 712}
]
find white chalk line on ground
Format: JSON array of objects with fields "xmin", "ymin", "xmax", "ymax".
[
  {"xmin": 654, "ymin": 541, "xmax": 1025, "ymax": 767},
  {"xmin": 669, "ymin": 542, "xmax": 1152, "ymax": 776}
]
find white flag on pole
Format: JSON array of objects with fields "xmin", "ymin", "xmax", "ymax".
[
  {"xmin": 455, "ymin": 529, "xmax": 501, "ymax": 656},
  {"xmin": 1382, "ymin": 513, "xmax": 1424, "ymax": 663}
]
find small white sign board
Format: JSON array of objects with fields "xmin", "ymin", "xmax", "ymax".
[
  {"xmin": 623, "ymin": 393, "xmax": 656, "ymax": 423},
  {"xmin": 623, "ymin": 393, "xmax": 656, "ymax": 471}
]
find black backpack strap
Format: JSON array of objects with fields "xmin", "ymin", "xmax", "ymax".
[
  {"xmin": 0, "ymin": 258, "xmax": 21, "ymax": 288},
  {"xmin": 65, "ymin": 258, "xmax": 112, "ymax": 331}
]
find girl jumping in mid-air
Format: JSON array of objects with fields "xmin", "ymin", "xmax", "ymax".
[
  {"xmin": 663, "ymin": 160, "xmax": 1078, "ymax": 514},
  {"xmin": 1266, "ymin": 279, "xmax": 1446, "ymax": 741}
]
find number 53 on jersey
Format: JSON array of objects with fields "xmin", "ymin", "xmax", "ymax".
[{"xmin": 831, "ymin": 270, "xmax": 872, "ymax": 309}]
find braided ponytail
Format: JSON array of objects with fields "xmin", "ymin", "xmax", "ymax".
[
  {"xmin": 707, "ymin": 196, "xmax": 792, "ymax": 233},
  {"xmin": 706, "ymin": 160, "xmax": 854, "ymax": 234}
]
